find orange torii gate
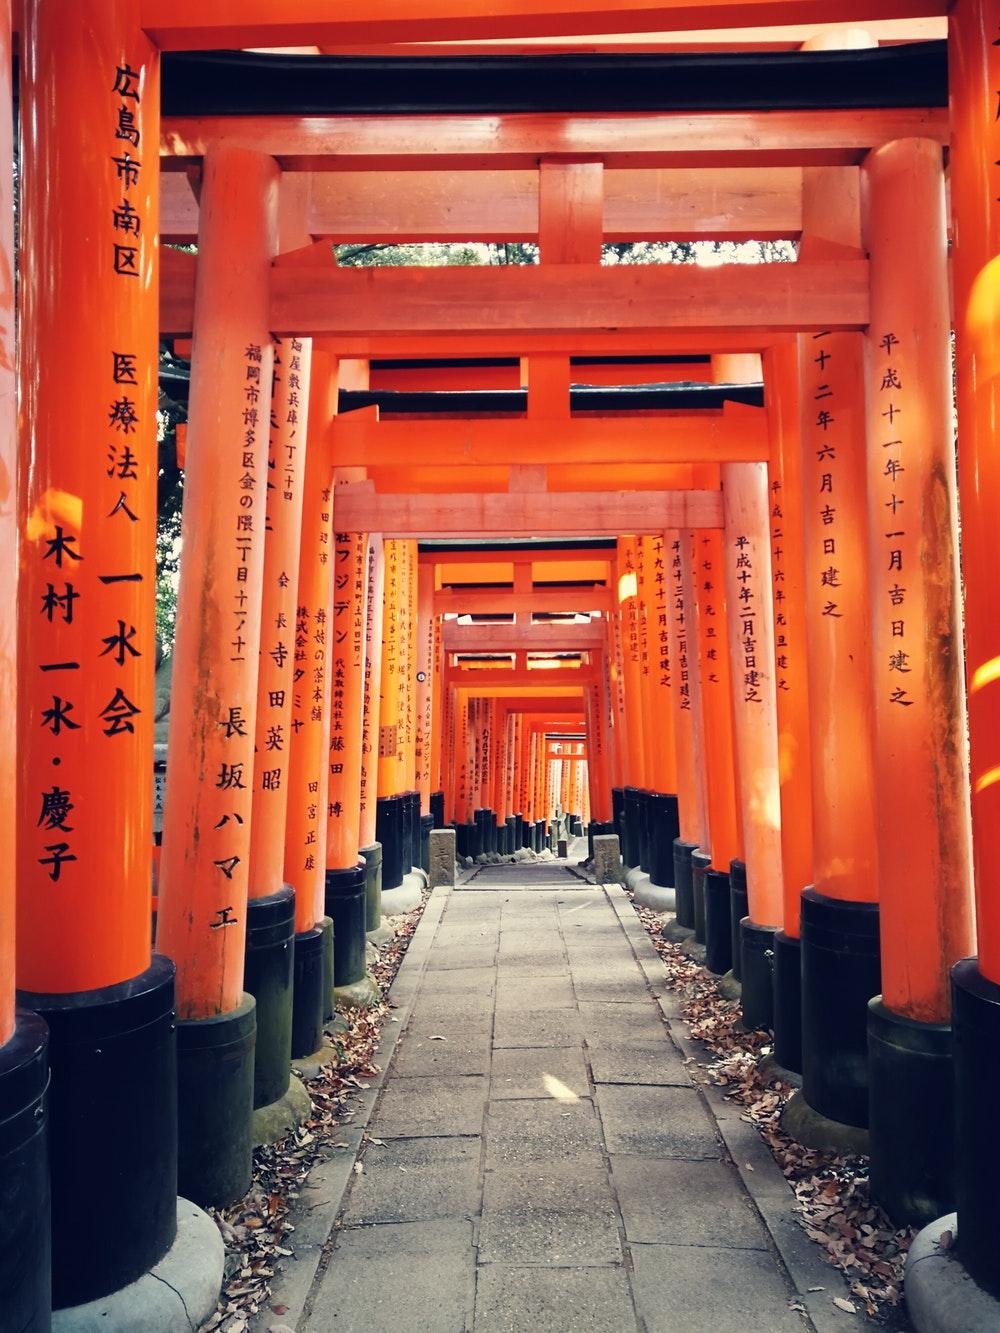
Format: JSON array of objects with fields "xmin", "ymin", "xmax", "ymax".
[{"xmin": 4, "ymin": 7, "xmax": 999, "ymax": 1331}]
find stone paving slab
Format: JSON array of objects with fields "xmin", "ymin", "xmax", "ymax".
[
  {"xmin": 474, "ymin": 1265, "xmax": 638, "ymax": 1333},
  {"xmin": 278, "ymin": 864, "xmax": 874, "ymax": 1333}
]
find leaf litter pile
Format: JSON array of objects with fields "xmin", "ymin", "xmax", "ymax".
[
  {"xmin": 632, "ymin": 900, "xmax": 915, "ymax": 1327},
  {"xmin": 200, "ymin": 893, "xmax": 428, "ymax": 1333}
]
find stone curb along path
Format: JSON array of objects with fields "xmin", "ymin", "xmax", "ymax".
[{"xmin": 252, "ymin": 881, "xmax": 870, "ymax": 1333}]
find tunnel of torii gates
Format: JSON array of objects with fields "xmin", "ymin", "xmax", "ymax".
[{"xmin": 0, "ymin": 0, "xmax": 999, "ymax": 1329}]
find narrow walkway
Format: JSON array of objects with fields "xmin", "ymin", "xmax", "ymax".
[{"xmin": 300, "ymin": 850, "xmax": 817, "ymax": 1332}]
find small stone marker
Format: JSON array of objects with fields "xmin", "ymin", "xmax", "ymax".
[
  {"xmin": 429, "ymin": 828, "xmax": 456, "ymax": 887},
  {"xmin": 593, "ymin": 834, "xmax": 626, "ymax": 884}
]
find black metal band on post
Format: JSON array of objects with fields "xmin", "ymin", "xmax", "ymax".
[
  {"xmin": 691, "ymin": 849, "xmax": 711, "ymax": 944},
  {"xmin": 740, "ymin": 921, "xmax": 776, "ymax": 1033},
  {"xmin": 867, "ymin": 997, "xmax": 954, "ymax": 1228},
  {"xmin": 325, "ymin": 862, "xmax": 368, "ymax": 989},
  {"xmin": 21, "ymin": 955, "xmax": 178, "ymax": 1308},
  {"xmin": 0, "ymin": 1010, "xmax": 50, "ymax": 1333},
  {"xmin": 729, "ymin": 859, "xmax": 749, "ymax": 984},
  {"xmin": 176, "ymin": 992, "xmax": 255, "ymax": 1210},
  {"xmin": 800, "ymin": 888, "xmax": 881, "ymax": 1129},
  {"xmin": 648, "ymin": 792, "xmax": 680, "ymax": 889},
  {"xmin": 243, "ymin": 884, "xmax": 295, "ymax": 1109},
  {"xmin": 951, "ymin": 957, "xmax": 1000, "ymax": 1295},
  {"xmin": 673, "ymin": 840, "xmax": 698, "ymax": 929},
  {"xmin": 772, "ymin": 930, "xmax": 803, "ymax": 1074},
  {"xmin": 376, "ymin": 794, "xmax": 404, "ymax": 890},
  {"xmin": 704, "ymin": 868, "xmax": 733, "ymax": 975},
  {"xmin": 291, "ymin": 926, "xmax": 325, "ymax": 1060}
]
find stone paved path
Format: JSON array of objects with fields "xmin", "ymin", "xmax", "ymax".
[{"xmin": 303, "ymin": 852, "xmax": 817, "ymax": 1332}]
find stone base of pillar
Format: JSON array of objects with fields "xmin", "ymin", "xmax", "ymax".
[
  {"xmin": 335, "ymin": 974, "xmax": 383, "ymax": 1010},
  {"xmin": 22, "ymin": 956, "xmax": 179, "ymax": 1306},
  {"xmin": 382, "ymin": 869, "xmax": 426, "ymax": 915},
  {"xmin": 672, "ymin": 840, "xmax": 698, "ymax": 929},
  {"xmin": 772, "ymin": 931, "xmax": 803, "ymax": 1075},
  {"xmin": 740, "ymin": 920, "xmax": 776, "ymax": 1033},
  {"xmin": 717, "ymin": 970, "xmax": 742, "ymax": 1001},
  {"xmin": 0, "ymin": 1010, "xmax": 50, "ymax": 1333},
  {"xmin": 51, "ymin": 1199, "xmax": 223, "ymax": 1333},
  {"xmin": 756, "ymin": 1050, "xmax": 802, "ymax": 1090},
  {"xmin": 361, "ymin": 843, "xmax": 383, "ymax": 933},
  {"xmin": 252, "ymin": 1073, "xmax": 312, "ymax": 1147},
  {"xmin": 867, "ymin": 998, "xmax": 954, "ymax": 1227},
  {"xmin": 691, "ymin": 850, "xmax": 710, "ymax": 944},
  {"xmin": 780, "ymin": 1088, "xmax": 870, "ymax": 1156},
  {"xmin": 949, "ymin": 958, "xmax": 1000, "ymax": 1296},
  {"xmin": 291, "ymin": 927, "xmax": 325, "ymax": 1060},
  {"xmin": 704, "ymin": 869, "xmax": 733, "ymax": 975},
  {"xmin": 629, "ymin": 867, "xmax": 676, "ymax": 913},
  {"xmin": 801, "ymin": 888, "xmax": 880, "ymax": 1130},
  {"xmin": 244, "ymin": 885, "xmax": 295, "ymax": 1109},
  {"xmin": 660, "ymin": 918, "xmax": 694, "ymax": 945},
  {"xmin": 429, "ymin": 828, "xmax": 457, "ymax": 887},
  {"xmin": 176, "ymin": 993, "xmax": 256, "ymax": 1209},
  {"xmin": 905, "ymin": 1213, "xmax": 1000, "ymax": 1332}
]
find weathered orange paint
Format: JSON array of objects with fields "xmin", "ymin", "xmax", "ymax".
[
  {"xmin": 864, "ymin": 138, "xmax": 975, "ymax": 1019},
  {"xmin": 641, "ymin": 534, "xmax": 678, "ymax": 793},
  {"xmin": 156, "ymin": 147, "xmax": 277, "ymax": 1019},
  {"xmin": 665, "ymin": 531, "xmax": 709, "ymax": 847},
  {"xmin": 798, "ymin": 330, "xmax": 878, "ymax": 904},
  {"xmin": 0, "ymin": 0, "xmax": 14, "ymax": 1037},
  {"xmin": 326, "ymin": 530, "xmax": 368, "ymax": 870},
  {"xmin": 693, "ymin": 530, "xmax": 742, "ymax": 868},
  {"xmin": 284, "ymin": 371, "xmax": 336, "ymax": 933},
  {"xmin": 377, "ymin": 539, "xmax": 406, "ymax": 799},
  {"xmin": 616, "ymin": 537, "xmax": 647, "ymax": 788},
  {"xmin": 249, "ymin": 337, "xmax": 312, "ymax": 899},
  {"xmin": 722, "ymin": 460, "xmax": 784, "ymax": 929},
  {"xmin": 415, "ymin": 563, "xmax": 436, "ymax": 807},
  {"xmin": 951, "ymin": 0, "xmax": 1000, "ymax": 984},
  {"xmin": 763, "ymin": 343, "xmax": 814, "ymax": 939},
  {"xmin": 358, "ymin": 534, "xmax": 385, "ymax": 849}
]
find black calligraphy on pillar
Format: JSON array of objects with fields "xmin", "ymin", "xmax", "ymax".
[
  {"xmin": 671, "ymin": 538, "xmax": 691, "ymax": 712},
  {"xmin": 769, "ymin": 478, "xmax": 791, "ymax": 693},
  {"xmin": 732, "ymin": 535, "xmax": 763, "ymax": 704},
  {"xmin": 810, "ymin": 332, "xmax": 846, "ymax": 624},
  {"xmin": 876, "ymin": 330, "xmax": 914, "ymax": 708}
]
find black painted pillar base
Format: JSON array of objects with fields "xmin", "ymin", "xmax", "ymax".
[
  {"xmin": 403, "ymin": 791, "xmax": 420, "ymax": 871},
  {"xmin": 868, "ymin": 997, "xmax": 954, "ymax": 1228},
  {"xmin": 376, "ymin": 795, "xmax": 404, "ymax": 890},
  {"xmin": 361, "ymin": 842, "xmax": 383, "ymax": 933},
  {"xmin": 176, "ymin": 993, "xmax": 254, "ymax": 1210},
  {"xmin": 692, "ymin": 849, "xmax": 711, "ymax": 944},
  {"xmin": 291, "ymin": 927, "xmax": 325, "ymax": 1060},
  {"xmin": 243, "ymin": 885, "xmax": 295, "ymax": 1109},
  {"xmin": 638, "ymin": 790, "xmax": 652, "ymax": 874},
  {"xmin": 514, "ymin": 812, "xmax": 524, "ymax": 850},
  {"xmin": 319, "ymin": 916, "xmax": 335, "ymax": 1022},
  {"xmin": 21, "ymin": 956, "xmax": 177, "ymax": 1308},
  {"xmin": 0, "ymin": 1010, "xmax": 50, "ymax": 1332},
  {"xmin": 430, "ymin": 790, "xmax": 445, "ymax": 829},
  {"xmin": 772, "ymin": 930, "xmax": 803, "ymax": 1075},
  {"xmin": 611, "ymin": 786, "xmax": 624, "ymax": 851},
  {"xmin": 951, "ymin": 957, "xmax": 1000, "ymax": 1296},
  {"xmin": 801, "ymin": 887, "xmax": 880, "ymax": 1129},
  {"xmin": 648, "ymin": 793, "xmax": 680, "ymax": 889},
  {"xmin": 621, "ymin": 786, "xmax": 640, "ymax": 868},
  {"xmin": 504, "ymin": 815, "xmax": 517, "ymax": 858},
  {"xmin": 533, "ymin": 820, "xmax": 545, "ymax": 853},
  {"xmin": 673, "ymin": 840, "xmax": 698, "ymax": 929},
  {"xmin": 729, "ymin": 860, "xmax": 749, "ymax": 983},
  {"xmin": 421, "ymin": 814, "xmax": 435, "ymax": 873},
  {"xmin": 326, "ymin": 863, "xmax": 367, "ymax": 989},
  {"xmin": 704, "ymin": 868, "xmax": 733, "ymax": 975},
  {"xmin": 740, "ymin": 920, "xmax": 775, "ymax": 1033}
]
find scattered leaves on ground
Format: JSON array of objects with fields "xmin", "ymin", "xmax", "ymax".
[
  {"xmin": 631, "ymin": 900, "xmax": 914, "ymax": 1325},
  {"xmin": 200, "ymin": 891, "xmax": 430, "ymax": 1331}
]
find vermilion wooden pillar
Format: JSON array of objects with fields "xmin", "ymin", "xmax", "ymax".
[
  {"xmin": 617, "ymin": 537, "xmax": 646, "ymax": 868},
  {"xmin": 377, "ymin": 539, "xmax": 408, "ymax": 887},
  {"xmin": 1, "ymin": 2, "xmax": 49, "ymax": 1324},
  {"xmin": 359, "ymin": 533, "xmax": 385, "ymax": 919},
  {"xmin": 17, "ymin": 2, "xmax": 177, "ymax": 1311},
  {"xmin": 928, "ymin": 0, "xmax": 1000, "ymax": 1295},
  {"xmin": 157, "ymin": 144, "xmax": 277, "ymax": 1206},
  {"xmin": 861, "ymin": 138, "xmax": 976, "ymax": 1227},
  {"xmin": 763, "ymin": 342, "xmax": 814, "ymax": 1075},
  {"xmin": 721, "ymin": 458, "xmax": 783, "ymax": 1028},
  {"xmin": 244, "ymin": 335, "xmax": 310, "ymax": 1113}
]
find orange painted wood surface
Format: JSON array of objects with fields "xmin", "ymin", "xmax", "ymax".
[
  {"xmin": 950, "ymin": 0, "xmax": 1000, "ymax": 984},
  {"xmin": 667, "ymin": 531, "xmax": 710, "ymax": 846},
  {"xmin": 326, "ymin": 531, "xmax": 368, "ymax": 869},
  {"xmin": 0, "ymin": 0, "xmax": 13, "ymax": 1038},
  {"xmin": 18, "ymin": 0, "xmax": 158, "ymax": 998},
  {"xmin": 156, "ymin": 147, "xmax": 277, "ymax": 1018}
]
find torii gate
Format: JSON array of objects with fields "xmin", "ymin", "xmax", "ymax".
[{"xmin": 1, "ymin": 6, "xmax": 998, "ymax": 1332}]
